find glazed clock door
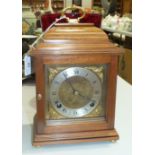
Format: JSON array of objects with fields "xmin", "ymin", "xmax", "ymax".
[
  {"xmin": 33, "ymin": 54, "xmax": 119, "ymax": 146},
  {"xmin": 34, "ymin": 54, "xmax": 118, "ymax": 132},
  {"xmin": 45, "ymin": 65, "xmax": 108, "ymax": 121}
]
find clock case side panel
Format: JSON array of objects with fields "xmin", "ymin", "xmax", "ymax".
[
  {"xmin": 33, "ymin": 56, "xmax": 46, "ymax": 134},
  {"xmin": 105, "ymin": 56, "xmax": 118, "ymax": 129},
  {"xmin": 33, "ymin": 53, "xmax": 119, "ymax": 145}
]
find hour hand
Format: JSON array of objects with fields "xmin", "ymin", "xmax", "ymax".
[{"xmin": 74, "ymin": 91, "xmax": 91, "ymax": 101}]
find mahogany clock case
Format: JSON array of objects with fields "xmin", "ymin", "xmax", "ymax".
[{"xmin": 29, "ymin": 24, "xmax": 122, "ymax": 146}]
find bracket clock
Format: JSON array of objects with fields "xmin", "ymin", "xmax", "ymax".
[{"xmin": 29, "ymin": 23, "xmax": 122, "ymax": 146}]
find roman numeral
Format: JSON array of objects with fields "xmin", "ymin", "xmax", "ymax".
[
  {"xmin": 54, "ymin": 80, "xmax": 59, "ymax": 84},
  {"xmin": 52, "ymin": 91, "xmax": 56, "ymax": 95},
  {"xmin": 74, "ymin": 69, "xmax": 79, "ymax": 75},
  {"xmin": 95, "ymin": 90, "xmax": 99, "ymax": 94},
  {"xmin": 63, "ymin": 72, "xmax": 68, "ymax": 78},
  {"xmin": 93, "ymin": 80, "xmax": 97, "ymax": 84},
  {"xmin": 85, "ymin": 73, "xmax": 88, "ymax": 77}
]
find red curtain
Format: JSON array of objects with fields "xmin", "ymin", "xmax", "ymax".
[{"xmin": 41, "ymin": 13, "xmax": 102, "ymax": 31}]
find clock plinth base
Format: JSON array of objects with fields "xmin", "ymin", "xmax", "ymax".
[{"xmin": 32, "ymin": 116, "xmax": 119, "ymax": 146}]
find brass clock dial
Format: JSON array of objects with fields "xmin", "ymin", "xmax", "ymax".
[{"xmin": 50, "ymin": 67, "xmax": 102, "ymax": 118}]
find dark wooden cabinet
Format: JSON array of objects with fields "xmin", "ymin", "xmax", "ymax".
[
  {"xmin": 51, "ymin": 0, "xmax": 65, "ymax": 12},
  {"xmin": 116, "ymin": 0, "xmax": 132, "ymax": 15},
  {"xmin": 72, "ymin": 0, "xmax": 82, "ymax": 6},
  {"xmin": 22, "ymin": 0, "xmax": 46, "ymax": 6},
  {"xmin": 119, "ymin": 48, "xmax": 132, "ymax": 84},
  {"xmin": 93, "ymin": 0, "xmax": 102, "ymax": 7},
  {"xmin": 122, "ymin": 0, "xmax": 132, "ymax": 14},
  {"xmin": 116, "ymin": 0, "xmax": 123, "ymax": 15}
]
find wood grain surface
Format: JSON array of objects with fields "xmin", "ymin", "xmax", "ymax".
[{"xmin": 30, "ymin": 23, "xmax": 122, "ymax": 146}]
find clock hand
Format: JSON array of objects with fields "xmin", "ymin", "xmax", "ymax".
[
  {"xmin": 63, "ymin": 73, "xmax": 76, "ymax": 93},
  {"xmin": 63, "ymin": 73, "xmax": 92, "ymax": 100},
  {"xmin": 67, "ymin": 79, "xmax": 76, "ymax": 93},
  {"xmin": 75, "ymin": 91, "xmax": 91, "ymax": 101},
  {"xmin": 65, "ymin": 79, "xmax": 90, "ymax": 100}
]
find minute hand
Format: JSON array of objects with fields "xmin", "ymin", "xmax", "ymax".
[
  {"xmin": 77, "ymin": 92, "xmax": 92, "ymax": 101},
  {"xmin": 63, "ymin": 73, "xmax": 76, "ymax": 93},
  {"xmin": 67, "ymin": 79, "xmax": 76, "ymax": 92}
]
